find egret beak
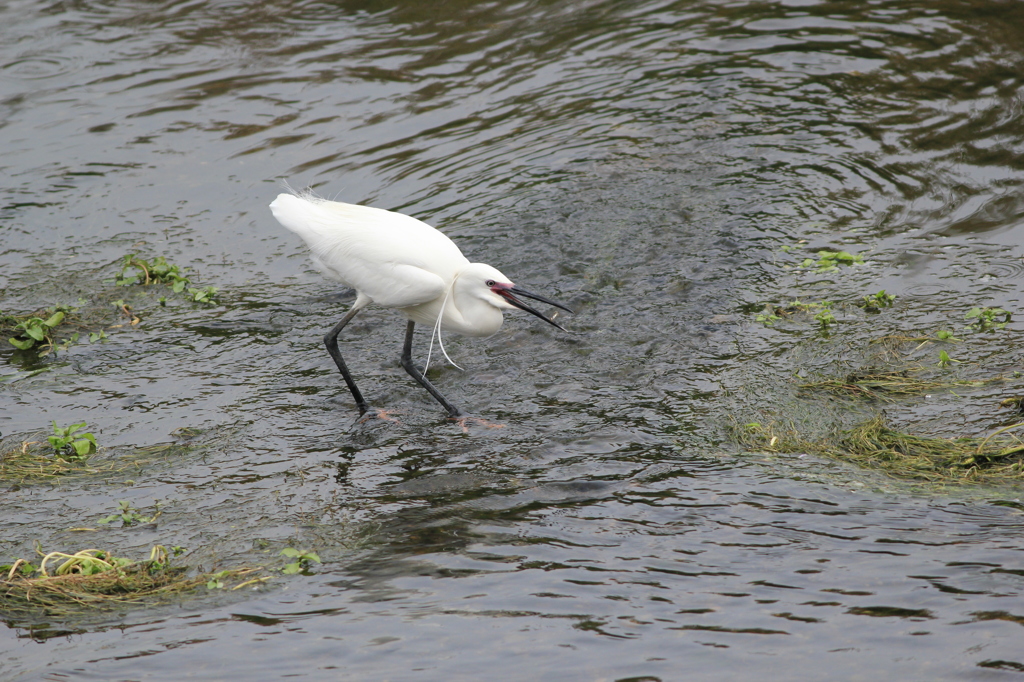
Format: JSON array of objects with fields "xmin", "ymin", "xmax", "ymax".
[{"xmin": 495, "ymin": 284, "xmax": 573, "ymax": 332}]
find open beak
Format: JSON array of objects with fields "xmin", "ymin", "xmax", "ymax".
[{"xmin": 496, "ymin": 285, "xmax": 573, "ymax": 332}]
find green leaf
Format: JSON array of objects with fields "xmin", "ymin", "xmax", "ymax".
[
  {"xmin": 24, "ymin": 324, "xmax": 46, "ymax": 341},
  {"xmin": 172, "ymin": 280, "xmax": 186, "ymax": 293},
  {"xmin": 72, "ymin": 438, "xmax": 94, "ymax": 457},
  {"xmin": 43, "ymin": 311, "xmax": 65, "ymax": 327},
  {"xmin": 9, "ymin": 336, "xmax": 34, "ymax": 350}
]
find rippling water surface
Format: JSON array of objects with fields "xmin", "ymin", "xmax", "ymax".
[{"xmin": 3, "ymin": 0, "xmax": 1024, "ymax": 679}]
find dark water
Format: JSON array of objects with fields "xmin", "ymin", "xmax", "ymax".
[{"xmin": 3, "ymin": 0, "xmax": 1024, "ymax": 679}]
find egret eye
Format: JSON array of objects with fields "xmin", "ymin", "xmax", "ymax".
[{"xmin": 486, "ymin": 279, "xmax": 496, "ymax": 287}]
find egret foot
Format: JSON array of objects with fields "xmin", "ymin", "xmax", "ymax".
[
  {"xmin": 451, "ymin": 415, "xmax": 506, "ymax": 433},
  {"xmin": 358, "ymin": 408, "xmax": 403, "ymax": 424}
]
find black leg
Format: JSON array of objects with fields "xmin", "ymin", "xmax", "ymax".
[
  {"xmin": 400, "ymin": 320, "xmax": 463, "ymax": 418},
  {"xmin": 324, "ymin": 307, "xmax": 369, "ymax": 415}
]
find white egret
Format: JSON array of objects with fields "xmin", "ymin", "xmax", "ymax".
[{"xmin": 270, "ymin": 192, "xmax": 572, "ymax": 418}]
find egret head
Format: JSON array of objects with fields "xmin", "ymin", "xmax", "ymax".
[{"xmin": 459, "ymin": 263, "xmax": 572, "ymax": 331}]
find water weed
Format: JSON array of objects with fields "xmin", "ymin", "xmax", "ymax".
[
  {"xmin": 738, "ymin": 416, "xmax": 1024, "ymax": 484},
  {"xmin": 47, "ymin": 421, "xmax": 98, "ymax": 461},
  {"xmin": 113, "ymin": 254, "xmax": 218, "ymax": 305},
  {"xmin": 5, "ymin": 306, "xmax": 75, "ymax": 356},
  {"xmin": 97, "ymin": 500, "xmax": 160, "ymax": 527},
  {"xmin": 799, "ymin": 370, "xmax": 996, "ymax": 402},
  {"xmin": 859, "ymin": 290, "xmax": 896, "ymax": 311},
  {"xmin": 965, "ymin": 306, "xmax": 1011, "ymax": 332},
  {"xmin": 800, "ymin": 250, "xmax": 865, "ymax": 273},
  {"xmin": 114, "ymin": 255, "xmax": 189, "ymax": 291},
  {"xmin": 0, "ymin": 545, "xmax": 266, "ymax": 620},
  {"xmin": 280, "ymin": 548, "xmax": 321, "ymax": 575}
]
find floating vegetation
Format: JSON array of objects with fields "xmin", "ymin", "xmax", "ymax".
[
  {"xmin": 738, "ymin": 416, "xmax": 1024, "ymax": 484},
  {"xmin": 965, "ymin": 306, "xmax": 1012, "ymax": 332},
  {"xmin": 858, "ymin": 290, "xmax": 896, "ymax": 311},
  {"xmin": 2, "ymin": 256, "xmax": 220, "ymax": 364},
  {"xmin": 755, "ymin": 299, "xmax": 834, "ymax": 328},
  {"xmin": 1, "ymin": 305, "xmax": 81, "ymax": 357},
  {"xmin": 114, "ymin": 254, "xmax": 190, "ymax": 290},
  {"xmin": 47, "ymin": 421, "xmax": 99, "ymax": 461},
  {"xmin": 798, "ymin": 370, "xmax": 1002, "ymax": 402},
  {"xmin": 280, "ymin": 548, "xmax": 321, "ymax": 575},
  {"xmin": 799, "ymin": 249, "xmax": 864, "ymax": 273},
  {"xmin": 114, "ymin": 254, "xmax": 219, "ymax": 304},
  {"xmin": 0, "ymin": 545, "xmax": 267, "ymax": 620},
  {"xmin": 97, "ymin": 500, "xmax": 161, "ymax": 527},
  {"xmin": 0, "ymin": 432, "xmax": 195, "ymax": 485}
]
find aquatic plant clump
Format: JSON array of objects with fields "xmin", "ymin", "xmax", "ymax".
[
  {"xmin": 0, "ymin": 434, "xmax": 201, "ymax": 485},
  {"xmin": 739, "ymin": 416, "xmax": 1024, "ymax": 484},
  {"xmin": 799, "ymin": 371, "xmax": 1003, "ymax": 403},
  {"xmin": 0, "ymin": 546, "xmax": 266, "ymax": 620}
]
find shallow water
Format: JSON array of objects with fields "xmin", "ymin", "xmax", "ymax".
[{"xmin": 3, "ymin": 0, "xmax": 1024, "ymax": 679}]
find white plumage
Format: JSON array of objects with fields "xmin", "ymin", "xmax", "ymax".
[{"xmin": 270, "ymin": 191, "xmax": 571, "ymax": 418}]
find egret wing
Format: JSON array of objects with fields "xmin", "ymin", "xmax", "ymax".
[{"xmin": 271, "ymin": 194, "xmax": 469, "ymax": 308}]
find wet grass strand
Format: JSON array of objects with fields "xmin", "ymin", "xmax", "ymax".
[{"xmin": 739, "ymin": 416, "xmax": 1024, "ymax": 484}]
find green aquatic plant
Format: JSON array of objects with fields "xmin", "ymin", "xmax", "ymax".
[
  {"xmin": 799, "ymin": 370, "xmax": 995, "ymax": 402},
  {"xmin": 753, "ymin": 300, "xmax": 835, "ymax": 328},
  {"xmin": 48, "ymin": 421, "xmax": 98, "ymax": 461},
  {"xmin": 1, "ymin": 545, "xmax": 267, "ymax": 617},
  {"xmin": 115, "ymin": 254, "xmax": 189, "ymax": 291},
  {"xmin": 755, "ymin": 308, "xmax": 781, "ymax": 326},
  {"xmin": 188, "ymin": 286, "xmax": 218, "ymax": 304},
  {"xmin": 7, "ymin": 307, "xmax": 74, "ymax": 355},
  {"xmin": 737, "ymin": 416, "xmax": 1024, "ymax": 484},
  {"xmin": 280, "ymin": 548, "xmax": 321, "ymax": 574},
  {"xmin": 813, "ymin": 302, "xmax": 836, "ymax": 330},
  {"xmin": 800, "ymin": 250, "xmax": 864, "ymax": 273},
  {"xmin": 113, "ymin": 254, "xmax": 219, "ymax": 305},
  {"xmin": 859, "ymin": 290, "xmax": 896, "ymax": 311},
  {"xmin": 965, "ymin": 306, "xmax": 1011, "ymax": 332},
  {"xmin": 98, "ymin": 500, "xmax": 160, "ymax": 527}
]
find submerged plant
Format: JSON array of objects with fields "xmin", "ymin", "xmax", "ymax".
[
  {"xmin": 737, "ymin": 416, "xmax": 1024, "ymax": 484},
  {"xmin": 800, "ymin": 370, "xmax": 998, "ymax": 402},
  {"xmin": 800, "ymin": 250, "xmax": 865, "ymax": 273},
  {"xmin": 753, "ymin": 300, "xmax": 835, "ymax": 328},
  {"xmin": 755, "ymin": 307, "xmax": 781, "ymax": 326}
]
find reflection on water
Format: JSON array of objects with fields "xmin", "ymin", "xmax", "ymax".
[{"xmin": 2, "ymin": 0, "xmax": 1024, "ymax": 679}]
